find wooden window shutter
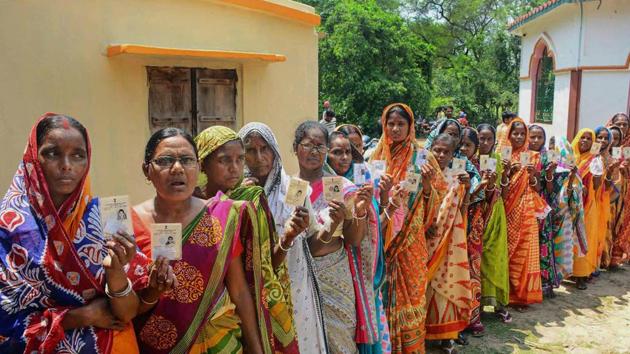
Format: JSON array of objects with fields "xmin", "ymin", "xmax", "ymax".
[
  {"xmin": 147, "ymin": 67, "xmax": 193, "ymax": 134},
  {"xmin": 195, "ymin": 69, "xmax": 237, "ymax": 133}
]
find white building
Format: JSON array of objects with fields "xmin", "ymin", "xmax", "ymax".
[{"xmin": 510, "ymin": 0, "xmax": 630, "ymax": 139}]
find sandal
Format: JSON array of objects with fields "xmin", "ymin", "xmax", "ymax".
[
  {"xmin": 496, "ymin": 308, "xmax": 513, "ymax": 323},
  {"xmin": 440, "ymin": 340, "xmax": 458, "ymax": 354},
  {"xmin": 576, "ymin": 278, "xmax": 588, "ymax": 290},
  {"xmin": 455, "ymin": 332, "xmax": 469, "ymax": 346}
]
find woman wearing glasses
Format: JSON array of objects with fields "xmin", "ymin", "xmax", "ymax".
[
  {"xmin": 292, "ymin": 121, "xmax": 375, "ymax": 354},
  {"xmin": 132, "ymin": 127, "xmax": 267, "ymax": 353},
  {"xmin": 238, "ymin": 122, "xmax": 330, "ymax": 354}
]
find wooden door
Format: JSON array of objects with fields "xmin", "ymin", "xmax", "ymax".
[
  {"xmin": 195, "ymin": 69, "xmax": 237, "ymax": 132},
  {"xmin": 147, "ymin": 67, "xmax": 193, "ymax": 134}
]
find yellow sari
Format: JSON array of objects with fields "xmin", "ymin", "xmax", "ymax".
[{"xmin": 571, "ymin": 129, "xmax": 605, "ymax": 277}]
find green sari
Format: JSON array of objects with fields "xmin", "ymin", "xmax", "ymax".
[{"xmin": 480, "ymin": 152, "xmax": 509, "ymax": 307}]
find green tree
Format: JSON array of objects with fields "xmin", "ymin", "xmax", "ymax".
[{"xmin": 318, "ymin": 0, "xmax": 434, "ymax": 135}]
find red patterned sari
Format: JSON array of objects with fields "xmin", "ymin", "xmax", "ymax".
[{"xmin": 134, "ymin": 192, "xmax": 274, "ymax": 354}]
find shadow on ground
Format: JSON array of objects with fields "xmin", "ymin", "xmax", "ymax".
[{"xmin": 427, "ymin": 266, "xmax": 630, "ymax": 353}]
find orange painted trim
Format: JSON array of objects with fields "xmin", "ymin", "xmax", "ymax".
[
  {"xmin": 106, "ymin": 44, "xmax": 287, "ymax": 62},
  {"xmin": 520, "ymin": 52, "xmax": 630, "ymax": 80},
  {"xmin": 217, "ymin": 0, "xmax": 320, "ymax": 26}
]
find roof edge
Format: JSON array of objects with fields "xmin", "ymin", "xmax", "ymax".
[{"xmin": 508, "ymin": 0, "xmax": 576, "ymax": 32}]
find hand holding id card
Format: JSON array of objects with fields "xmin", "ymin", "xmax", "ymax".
[
  {"xmin": 100, "ymin": 195, "xmax": 133, "ymax": 240},
  {"xmin": 415, "ymin": 149, "xmax": 428, "ymax": 168},
  {"xmin": 323, "ymin": 176, "xmax": 344, "ymax": 202},
  {"xmin": 590, "ymin": 142, "xmax": 602, "ymax": 155},
  {"xmin": 285, "ymin": 177, "xmax": 309, "ymax": 207},
  {"xmin": 370, "ymin": 160, "xmax": 387, "ymax": 179},
  {"xmin": 403, "ymin": 172, "xmax": 421, "ymax": 192},
  {"xmin": 520, "ymin": 152, "xmax": 531, "ymax": 167},
  {"xmin": 623, "ymin": 147, "xmax": 630, "ymax": 160},
  {"xmin": 547, "ymin": 150, "xmax": 559, "ymax": 163},
  {"xmin": 612, "ymin": 147, "xmax": 622, "ymax": 160},
  {"xmin": 451, "ymin": 158, "xmax": 466, "ymax": 173},
  {"xmin": 501, "ymin": 146, "xmax": 512, "ymax": 161},
  {"xmin": 151, "ymin": 223, "xmax": 182, "ymax": 260}
]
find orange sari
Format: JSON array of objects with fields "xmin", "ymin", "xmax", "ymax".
[
  {"xmin": 373, "ymin": 103, "xmax": 440, "ymax": 353},
  {"xmin": 571, "ymin": 129, "xmax": 604, "ymax": 277},
  {"xmin": 499, "ymin": 118, "xmax": 546, "ymax": 305},
  {"xmin": 425, "ymin": 173, "xmax": 471, "ymax": 340}
]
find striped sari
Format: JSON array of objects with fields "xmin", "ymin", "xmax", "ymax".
[
  {"xmin": 499, "ymin": 118, "xmax": 547, "ymax": 306},
  {"xmin": 229, "ymin": 186, "xmax": 299, "ymax": 353},
  {"xmin": 372, "ymin": 103, "xmax": 440, "ymax": 353},
  {"xmin": 425, "ymin": 169, "xmax": 471, "ymax": 340},
  {"xmin": 608, "ymin": 116, "xmax": 630, "ymax": 267},
  {"xmin": 134, "ymin": 192, "xmax": 274, "ymax": 354},
  {"xmin": 309, "ymin": 177, "xmax": 379, "ymax": 354}
]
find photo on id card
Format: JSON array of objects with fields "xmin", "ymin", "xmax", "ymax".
[
  {"xmin": 520, "ymin": 152, "xmax": 531, "ymax": 166},
  {"xmin": 371, "ymin": 160, "xmax": 387, "ymax": 179},
  {"xmin": 404, "ymin": 172, "xmax": 420, "ymax": 192},
  {"xmin": 323, "ymin": 176, "xmax": 344, "ymax": 202},
  {"xmin": 353, "ymin": 163, "xmax": 370, "ymax": 185},
  {"xmin": 452, "ymin": 158, "xmax": 466, "ymax": 173},
  {"xmin": 100, "ymin": 195, "xmax": 133, "ymax": 240},
  {"xmin": 590, "ymin": 142, "xmax": 602, "ymax": 155},
  {"xmin": 415, "ymin": 149, "xmax": 428, "ymax": 167},
  {"xmin": 151, "ymin": 223, "xmax": 182, "ymax": 260},
  {"xmin": 285, "ymin": 177, "xmax": 309, "ymax": 207},
  {"xmin": 501, "ymin": 146, "xmax": 512, "ymax": 161}
]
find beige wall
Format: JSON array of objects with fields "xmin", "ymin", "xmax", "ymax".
[{"xmin": 0, "ymin": 0, "xmax": 318, "ymax": 203}]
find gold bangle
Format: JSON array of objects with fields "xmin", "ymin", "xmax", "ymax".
[
  {"xmin": 319, "ymin": 232, "xmax": 333, "ymax": 244},
  {"xmin": 278, "ymin": 236, "xmax": 294, "ymax": 251}
]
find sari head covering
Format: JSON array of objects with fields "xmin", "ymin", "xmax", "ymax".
[
  {"xmin": 594, "ymin": 125, "xmax": 612, "ymax": 150},
  {"xmin": 609, "ymin": 112, "xmax": 630, "ymax": 147},
  {"xmin": 371, "ymin": 103, "xmax": 420, "ymax": 184},
  {"xmin": 241, "ymin": 123, "xmax": 330, "ymax": 354},
  {"xmin": 198, "ymin": 126, "xmax": 297, "ymax": 352},
  {"xmin": 552, "ymin": 136, "xmax": 588, "ymax": 276},
  {"xmin": 571, "ymin": 128, "xmax": 596, "ymax": 184},
  {"xmin": 238, "ymin": 122, "xmax": 288, "ymax": 217},
  {"xmin": 501, "ymin": 117, "xmax": 547, "ymax": 305},
  {"xmin": 195, "ymin": 126, "xmax": 241, "ymax": 189},
  {"xmin": 570, "ymin": 129, "xmax": 605, "ymax": 277},
  {"xmin": 0, "ymin": 113, "xmax": 149, "ymax": 353},
  {"xmin": 424, "ymin": 118, "xmax": 462, "ymax": 151}
]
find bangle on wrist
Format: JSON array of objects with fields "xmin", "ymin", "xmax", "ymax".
[
  {"xmin": 278, "ymin": 236, "xmax": 295, "ymax": 251},
  {"xmin": 139, "ymin": 294, "xmax": 159, "ymax": 306},
  {"xmin": 529, "ymin": 177, "xmax": 538, "ymax": 186},
  {"xmin": 500, "ymin": 179, "xmax": 509, "ymax": 187},
  {"xmin": 486, "ymin": 185, "xmax": 496, "ymax": 192},
  {"xmin": 319, "ymin": 232, "xmax": 333, "ymax": 244},
  {"xmin": 383, "ymin": 208, "xmax": 392, "ymax": 221},
  {"xmin": 388, "ymin": 199, "xmax": 401, "ymax": 209},
  {"xmin": 353, "ymin": 207, "xmax": 368, "ymax": 219},
  {"xmin": 105, "ymin": 278, "xmax": 133, "ymax": 298},
  {"xmin": 544, "ymin": 174, "xmax": 554, "ymax": 182}
]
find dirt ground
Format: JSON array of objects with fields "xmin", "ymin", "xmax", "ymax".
[{"xmin": 428, "ymin": 267, "xmax": 630, "ymax": 354}]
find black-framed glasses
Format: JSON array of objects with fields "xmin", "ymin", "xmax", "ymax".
[
  {"xmin": 151, "ymin": 156, "xmax": 198, "ymax": 169},
  {"xmin": 299, "ymin": 142, "xmax": 328, "ymax": 154}
]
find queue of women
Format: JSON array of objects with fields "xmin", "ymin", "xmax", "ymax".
[{"xmin": 1, "ymin": 106, "xmax": 629, "ymax": 354}]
